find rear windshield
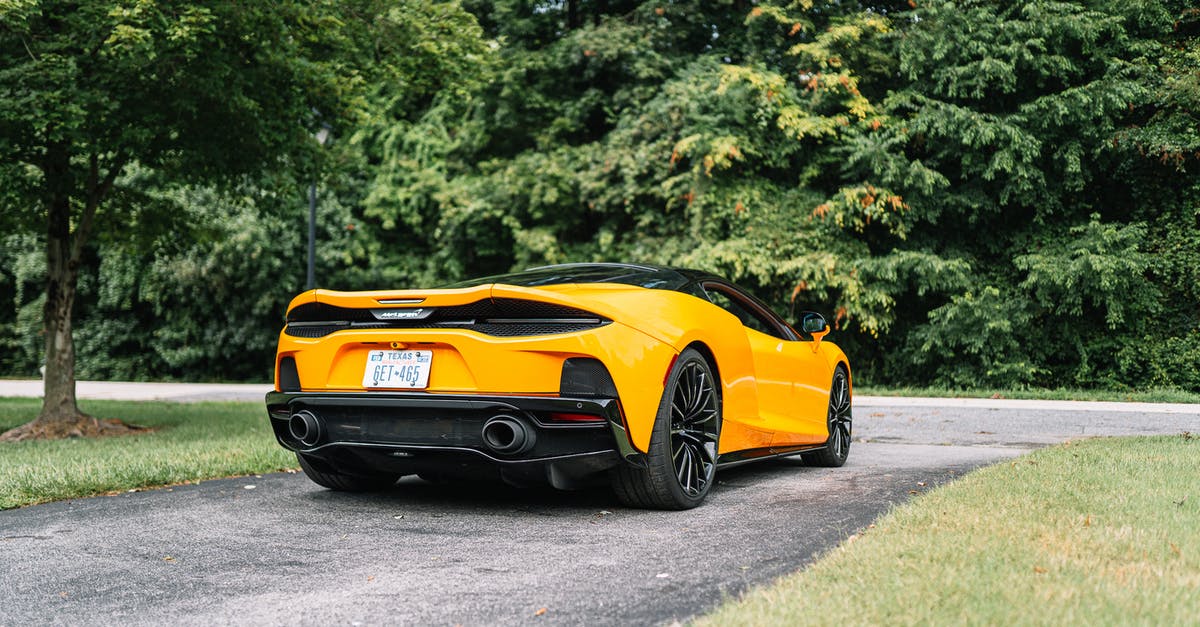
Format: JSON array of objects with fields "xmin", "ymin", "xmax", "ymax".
[{"xmin": 443, "ymin": 264, "xmax": 690, "ymax": 291}]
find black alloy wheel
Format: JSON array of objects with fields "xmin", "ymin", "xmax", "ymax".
[
  {"xmin": 802, "ymin": 365, "xmax": 852, "ymax": 467},
  {"xmin": 611, "ymin": 348, "xmax": 721, "ymax": 509},
  {"xmin": 668, "ymin": 358, "xmax": 721, "ymax": 497}
]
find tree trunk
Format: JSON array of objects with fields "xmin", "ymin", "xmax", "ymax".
[
  {"xmin": 567, "ymin": 0, "xmax": 579, "ymax": 30},
  {"xmin": 0, "ymin": 144, "xmax": 142, "ymax": 441},
  {"xmin": 38, "ymin": 150, "xmax": 84, "ymax": 426}
]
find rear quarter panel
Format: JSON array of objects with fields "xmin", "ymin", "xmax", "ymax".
[{"xmin": 507, "ymin": 285, "xmax": 771, "ymax": 454}]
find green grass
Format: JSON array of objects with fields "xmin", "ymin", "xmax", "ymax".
[
  {"xmin": 857, "ymin": 385, "xmax": 1200, "ymax": 404},
  {"xmin": 0, "ymin": 398, "xmax": 295, "ymax": 510},
  {"xmin": 697, "ymin": 435, "xmax": 1200, "ymax": 625}
]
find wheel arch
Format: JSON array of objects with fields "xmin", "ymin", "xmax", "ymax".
[
  {"xmin": 837, "ymin": 359, "xmax": 852, "ymax": 394},
  {"xmin": 682, "ymin": 340, "xmax": 722, "ymax": 400},
  {"xmin": 818, "ymin": 342, "xmax": 851, "ymax": 391}
]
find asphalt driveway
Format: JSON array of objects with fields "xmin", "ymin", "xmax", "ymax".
[{"xmin": 1, "ymin": 383, "xmax": 1197, "ymax": 625}]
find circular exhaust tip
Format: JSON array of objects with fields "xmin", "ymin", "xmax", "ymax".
[
  {"xmin": 288, "ymin": 410, "xmax": 323, "ymax": 447},
  {"xmin": 481, "ymin": 415, "xmax": 535, "ymax": 455}
]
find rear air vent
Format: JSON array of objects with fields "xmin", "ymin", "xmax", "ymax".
[
  {"xmin": 560, "ymin": 358, "xmax": 619, "ymax": 398},
  {"xmin": 284, "ymin": 298, "xmax": 610, "ymax": 339},
  {"xmin": 278, "ymin": 356, "xmax": 301, "ymax": 391}
]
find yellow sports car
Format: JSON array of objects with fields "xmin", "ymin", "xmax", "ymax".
[{"xmin": 265, "ymin": 263, "xmax": 852, "ymax": 509}]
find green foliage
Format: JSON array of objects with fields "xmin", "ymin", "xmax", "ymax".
[
  {"xmin": 78, "ymin": 184, "xmax": 310, "ymax": 381},
  {"xmin": 1016, "ymin": 216, "xmax": 1157, "ymax": 328},
  {"xmin": 908, "ymin": 286, "xmax": 1041, "ymax": 387},
  {"xmin": 1120, "ymin": 2, "xmax": 1200, "ymax": 166},
  {"xmin": 0, "ymin": 233, "xmax": 44, "ymax": 376},
  {"xmin": 4, "ymin": 1, "xmax": 343, "ymax": 182},
  {"xmin": 344, "ymin": 3, "xmax": 952, "ymax": 344},
  {"xmin": 0, "ymin": 1, "xmax": 490, "ymax": 384},
  {"xmin": 0, "ymin": 0, "xmax": 1196, "ymax": 393},
  {"xmin": 856, "ymin": 0, "xmax": 1199, "ymax": 389}
]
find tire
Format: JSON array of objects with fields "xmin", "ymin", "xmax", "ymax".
[
  {"xmin": 611, "ymin": 348, "xmax": 722, "ymax": 510},
  {"xmin": 802, "ymin": 365, "xmax": 852, "ymax": 467},
  {"xmin": 295, "ymin": 452, "xmax": 401, "ymax": 492}
]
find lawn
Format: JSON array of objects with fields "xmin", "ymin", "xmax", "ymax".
[
  {"xmin": 696, "ymin": 435, "xmax": 1200, "ymax": 625},
  {"xmin": 0, "ymin": 398, "xmax": 295, "ymax": 510}
]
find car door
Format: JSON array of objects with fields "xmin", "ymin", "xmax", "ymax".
[
  {"xmin": 701, "ymin": 283, "xmax": 831, "ymax": 447},
  {"xmin": 769, "ymin": 338, "xmax": 833, "ymax": 447}
]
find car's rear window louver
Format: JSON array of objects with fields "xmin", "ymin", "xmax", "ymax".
[{"xmin": 284, "ymin": 298, "xmax": 610, "ymax": 339}]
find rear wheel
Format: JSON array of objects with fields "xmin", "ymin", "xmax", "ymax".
[
  {"xmin": 295, "ymin": 453, "xmax": 401, "ymax": 492},
  {"xmin": 612, "ymin": 348, "xmax": 721, "ymax": 510},
  {"xmin": 802, "ymin": 365, "xmax": 852, "ymax": 467}
]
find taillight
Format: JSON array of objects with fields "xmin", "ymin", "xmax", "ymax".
[{"xmin": 545, "ymin": 412, "xmax": 606, "ymax": 423}]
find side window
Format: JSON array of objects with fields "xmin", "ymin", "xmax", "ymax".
[{"xmin": 704, "ymin": 286, "xmax": 777, "ymax": 337}]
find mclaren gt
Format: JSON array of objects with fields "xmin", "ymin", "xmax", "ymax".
[{"xmin": 265, "ymin": 263, "xmax": 852, "ymax": 509}]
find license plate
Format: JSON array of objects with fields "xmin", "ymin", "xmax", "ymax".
[{"xmin": 362, "ymin": 350, "xmax": 432, "ymax": 389}]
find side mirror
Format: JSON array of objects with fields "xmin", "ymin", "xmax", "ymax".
[
  {"xmin": 799, "ymin": 312, "xmax": 828, "ymax": 334},
  {"xmin": 797, "ymin": 311, "xmax": 830, "ymax": 351}
]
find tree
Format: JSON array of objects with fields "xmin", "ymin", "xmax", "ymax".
[
  {"xmin": 349, "ymin": 1, "xmax": 951, "ymax": 351},
  {"xmin": 0, "ymin": 0, "xmax": 488, "ymax": 440},
  {"xmin": 5, "ymin": 0, "xmax": 1196, "ymax": 398},
  {"xmin": 862, "ymin": 0, "xmax": 1195, "ymax": 388},
  {"xmin": 345, "ymin": 0, "xmax": 1197, "ymax": 392}
]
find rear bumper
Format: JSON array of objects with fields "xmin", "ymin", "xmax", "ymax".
[{"xmin": 265, "ymin": 391, "xmax": 645, "ymax": 486}]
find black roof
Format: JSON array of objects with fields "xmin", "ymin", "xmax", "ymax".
[
  {"xmin": 443, "ymin": 263, "xmax": 719, "ymax": 292},
  {"xmin": 444, "ymin": 262, "xmax": 801, "ymax": 341}
]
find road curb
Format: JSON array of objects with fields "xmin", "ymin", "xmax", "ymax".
[
  {"xmin": 0, "ymin": 380, "xmax": 271, "ymax": 403},
  {"xmin": 857, "ymin": 395, "xmax": 1200, "ymax": 415}
]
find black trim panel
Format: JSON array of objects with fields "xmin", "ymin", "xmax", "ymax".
[
  {"xmin": 277, "ymin": 356, "xmax": 301, "ymax": 392},
  {"xmin": 716, "ymin": 444, "xmax": 825, "ymax": 470},
  {"xmin": 284, "ymin": 299, "xmax": 611, "ymax": 339},
  {"xmin": 265, "ymin": 391, "xmax": 646, "ymax": 467}
]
